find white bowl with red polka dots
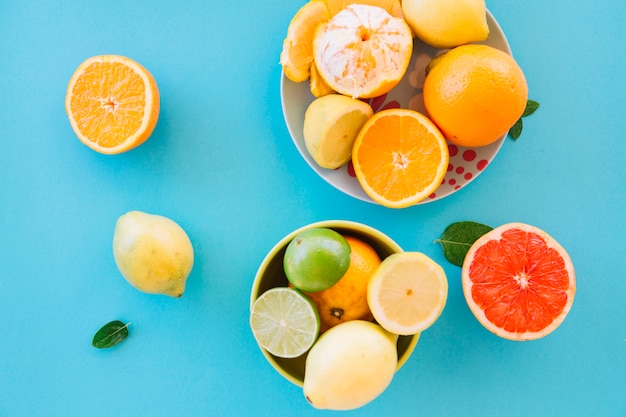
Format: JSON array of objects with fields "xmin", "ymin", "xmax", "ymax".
[{"xmin": 281, "ymin": 11, "xmax": 511, "ymax": 205}]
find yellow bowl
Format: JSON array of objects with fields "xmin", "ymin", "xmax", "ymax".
[{"xmin": 250, "ymin": 220, "xmax": 420, "ymax": 386}]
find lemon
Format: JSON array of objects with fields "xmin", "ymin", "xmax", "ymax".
[
  {"xmin": 303, "ymin": 94, "xmax": 373, "ymax": 169},
  {"xmin": 367, "ymin": 252, "xmax": 448, "ymax": 335},
  {"xmin": 250, "ymin": 287, "xmax": 320, "ymax": 358},
  {"xmin": 401, "ymin": 0, "xmax": 489, "ymax": 49},
  {"xmin": 303, "ymin": 320, "xmax": 398, "ymax": 410},
  {"xmin": 112, "ymin": 211, "xmax": 194, "ymax": 297}
]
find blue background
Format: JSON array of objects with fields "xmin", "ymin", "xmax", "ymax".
[{"xmin": 1, "ymin": 0, "xmax": 624, "ymax": 416}]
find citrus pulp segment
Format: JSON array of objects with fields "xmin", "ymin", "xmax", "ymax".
[
  {"xmin": 280, "ymin": 1, "xmax": 330, "ymax": 83},
  {"xmin": 65, "ymin": 55, "xmax": 160, "ymax": 154},
  {"xmin": 250, "ymin": 287, "xmax": 320, "ymax": 358},
  {"xmin": 367, "ymin": 252, "xmax": 448, "ymax": 335},
  {"xmin": 312, "ymin": 4, "xmax": 413, "ymax": 99},
  {"xmin": 352, "ymin": 108, "xmax": 449, "ymax": 208},
  {"xmin": 423, "ymin": 44, "xmax": 528, "ymax": 147},
  {"xmin": 462, "ymin": 223, "xmax": 576, "ymax": 341},
  {"xmin": 303, "ymin": 94, "xmax": 374, "ymax": 169}
]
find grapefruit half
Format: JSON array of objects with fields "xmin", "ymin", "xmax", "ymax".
[{"xmin": 462, "ymin": 223, "xmax": 576, "ymax": 341}]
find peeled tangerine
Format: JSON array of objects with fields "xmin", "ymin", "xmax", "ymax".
[
  {"xmin": 113, "ymin": 211, "xmax": 194, "ymax": 297},
  {"xmin": 303, "ymin": 320, "xmax": 398, "ymax": 410},
  {"xmin": 313, "ymin": 4, "xmax": 413, "ymax": 99}
]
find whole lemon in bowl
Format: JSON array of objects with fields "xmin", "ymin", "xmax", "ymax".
[
  {"xmin": 402, "ymin": 0, "xmax": 489, "ymax": 48},
  {"xmin": 112, "ymin": 210, "xmax": 194, "ymax": 297},
  {"xmin": 304, "ymin": 320, "xmax": 397, "ymax": 410}
]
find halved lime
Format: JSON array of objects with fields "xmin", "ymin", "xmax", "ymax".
[{"xmin": 250, "ymin": 287, "xmax": 320, "ymax": 358}]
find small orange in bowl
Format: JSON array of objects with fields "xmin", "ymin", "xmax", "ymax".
[
  {"xmin": 65, "ymin": 55, "xmax": 160, "ymax": 154},
  {"xmin": 305, "ymin": 235, "xmax": 382, "ymax": 332},
  {"xmin": 423, "ymin": 44, "xmax": 528, "ymax": 147}
]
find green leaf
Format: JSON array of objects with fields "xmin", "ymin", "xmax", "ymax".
[
  {"xmin": 508, "ymin": 118, "xmax": 523, "ymax": 140},
  {"xmin": 92, "ymin": 320, "xmax": 131, "ymax": 349},
  {"xmin": 508, "ymin": 99, "xmax": 540, "ymax": 140},
  {"xmin": 522, "ymin": 99, "xmax": 540, "ymax": 117},
  {"xmin": 434, "ymin": 221, "xmax": 493, "ymax": 267}
]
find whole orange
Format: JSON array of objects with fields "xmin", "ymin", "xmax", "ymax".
[
  {"xmin": 423, "ymin": 44, "xmax": 528, "ymax": 147},
  {"xmin": 305, "ymin": 235, "xmax": 381, "ymax": 332}
]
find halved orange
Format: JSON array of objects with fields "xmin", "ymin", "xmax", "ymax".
[
  {"xmin": 65, "ymin": 55, "xmax": 160, "ymax": 154},
  {"xmin": 313, "ymin": 4, "xmax": 413, "ymax": 99},
  {"xmin": 352, "ymin": 109, "xmax": 449, "ymax": 208},
  {"xmin": 462, "ymin": 223, "xmax": 576, "ymax": 341}
]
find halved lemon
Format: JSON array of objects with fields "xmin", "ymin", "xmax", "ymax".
[
  {"xmin": 303, "ymin": 94, "xmax": 373, "ymax": 169},
  {"xmin": 367, "ymin": 252, "xmax": 448, "ymax": 335}
]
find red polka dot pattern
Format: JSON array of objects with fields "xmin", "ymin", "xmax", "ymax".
[{"xmin": 426, "ymin": 143, "xmax": 501, "ymax": 199}]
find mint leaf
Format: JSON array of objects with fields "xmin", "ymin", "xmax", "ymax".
[
  {"xmin": 92, "ymin": 320, "xmax": 131, "ymax": 349},
  {"xmin": 434, "ymin": 221, "xmax": 493, "ymax": 266}
]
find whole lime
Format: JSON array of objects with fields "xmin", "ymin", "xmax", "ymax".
[{"xmin": 284, "ymin": 228, "xmax": 351, "ymax": 292}]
